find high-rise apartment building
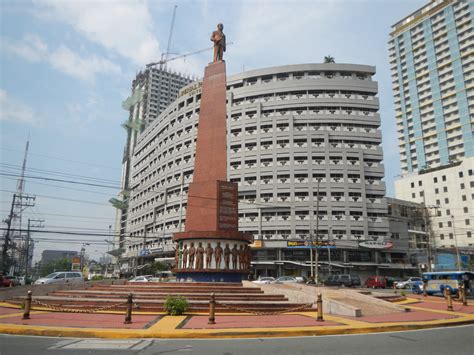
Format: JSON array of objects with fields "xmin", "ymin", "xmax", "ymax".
[
  {"xmin": 389, "ymin": 0, "xmax": 474, "ymax": 248},
  {"xmin": 118, "ymin": 63, "xmax": 417, "ymax": 281},
  {"xmin": 114, "ymin": 68, "xmax": 193, "ymax": 253}
]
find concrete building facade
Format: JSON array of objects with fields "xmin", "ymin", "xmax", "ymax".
[
  {"xmin": 389, "ymin": 0, "xmax": 474, "ymax": 248},
  {"xmin": 117, "ymin": 63, "xmax": 420, "ymax": 281}
]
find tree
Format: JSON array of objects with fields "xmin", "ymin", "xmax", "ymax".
[
  {"xmin": 140, "ymin": 261, "xmax": 168, "ymax": 275},
  {"xmin": 40, "ymin": 258, "xmax": 72, "ymax": 276},
  {"xmin": 324, "ymin": 55, "xmax": 335, "ymax": 63}
]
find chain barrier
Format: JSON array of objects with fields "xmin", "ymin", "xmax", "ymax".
[
  {"xmin": 216, "ymin": 301, "xmax": 314, "ymax": 315},
  {"xmin": 32, "ymin": 299, "xmax": 128, "ymax": 314}
]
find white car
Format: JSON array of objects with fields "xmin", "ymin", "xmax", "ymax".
[
  {"xmin": 129, "ymin": 275, "xmax": 152, "ymax": 283},
  {"xmin": 395, "ymin": 277, "xmax": 422, "ymax": 289},
  {"xmin": 252, "ymin": 277, "xmax": 276, "ymax": 285},
  {"xmin": 34, "ymin": 272, "xmax": 84, "ymax": 285},
  {"xmin": 273, "ymin": 276, "xmax": 298, "ymax": 284}
]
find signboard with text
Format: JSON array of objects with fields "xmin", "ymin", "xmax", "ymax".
[
  {"xmin": 358, "ymin": 241, "xmax": 393, "ymax": 249},
  {"xmin": 217, "ymin": 181, "xmax": 239, "ymax": 230},
  {"xmin": 287, "ymin": 240, "xmax": 336, "ymax": 249}
]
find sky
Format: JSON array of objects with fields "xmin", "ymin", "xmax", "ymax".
[{"xmin": 0, "ymin": 0, "xmax": 427, "ymax": 263}]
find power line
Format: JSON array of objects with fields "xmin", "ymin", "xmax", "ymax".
[
  {"xmin": 2, "ymin": 209, "xmax": 114, "ymax": 220},
  {"xmin": 0, "ymin": 189, "xmax": 111, "ymax": 206},
  {"xmin": 0, "ymin": 173, "xmax": 120, "ymax": 189},
  {"xmin": 0, "ymin": 146, "xmax": 120, "ymax": 171},
  {"xmin": 0, "ymin": 162, "xmax": 120, "ymax": 184}
]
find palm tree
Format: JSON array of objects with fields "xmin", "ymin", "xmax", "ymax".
[{"xmin": 324, "ymin": 55, "xmax": 335, "ymax": 63}]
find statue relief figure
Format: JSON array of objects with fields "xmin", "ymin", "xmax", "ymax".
[
  {"xmin": 238, "ymin": 245, "xmax": 245, "ymax": 270},
  {"xmin": 214, "ymin": 242, "xmax": 223, "ymax": 269},
  {"xmin": 174, "ymin": 247, "xmax": 179, "ymax": 268},
  {"xmin": 205, "ymin": 243, "xmax": 214, "ymax": 269},
  {"xmin": 244, "ymin": 245, "xmax": 251, "ymax": 270},
  {"xmin": 231, "ymin": 244, "xmax": 238, "ymax": 269},
  {"xmin": 188, "ymin": 242, "xmax": 196, "ymax": 269},
  {"xmin": 210, "ymin": 23, "xmax": 226, "ymax": 62},
  {"xmin": 182, "ymin": 244, "xmax": 188, "ymax": 269},
  {"xmin": 224, "ymin": 243, "xmax": 231, "ymax": 270},
  {"xmin": 196, "ymin": 242, "xmax": 205, "ymax": 270}
]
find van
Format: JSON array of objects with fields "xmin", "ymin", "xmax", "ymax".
[
  {"xmin": 365, "ymin": 276, "xmax": 387, "ymax": 289},
  {"xmin": 324, "ymin": 274, "xmax": 361, "ymax": 287},
  {"xmin": 34, "ymin": 271, "xmax": 84, "ymax": 285}
]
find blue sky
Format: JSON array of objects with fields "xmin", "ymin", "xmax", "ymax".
[{"xmin": 0, "ymin": 0, "xmax": 426, "ymax": 262}]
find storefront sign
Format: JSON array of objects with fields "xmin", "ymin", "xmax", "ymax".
[
  {"xmin": 287, "ymin": 240, "xmax": 336, "ymax": 249},
  {"xmin": 178, "ymin": 81, "xmax": 202, "ymax": 98},
  {"xmin": 251, "ymin": 240, "xmax": 262, "ymax": 248},
  {"xmin": 359, "ymin": 241, "xmax": 393, "ymax": 249},
  {"xmin": 139, "ymin": 248, "xmax": 151, "ymax": 256}
]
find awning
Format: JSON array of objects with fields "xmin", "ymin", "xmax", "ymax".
[{"xmin": 107, "ymin": 248, "xmax": 124, "ymax": 257}]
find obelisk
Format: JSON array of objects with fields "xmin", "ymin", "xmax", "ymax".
[{"xmin": 172, "ymin": 24, "xmax": 251, "ymax": 282}]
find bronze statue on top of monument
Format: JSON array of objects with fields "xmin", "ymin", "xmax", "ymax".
[{"xmin": 211, "ymin": 23, "xmax": 226, "ymax": 62}]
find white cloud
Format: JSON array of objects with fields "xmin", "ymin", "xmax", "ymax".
[
  {"xmin": 2, "ymin": 34, "xmax": 121, "ymax": 83},
  {"xmin": 33, "ymin": 0, "xmax": 161, "ymax": 65},
  {"xmin": 0, "ymin": 90, "xmax": 36, "ymax": 124}
]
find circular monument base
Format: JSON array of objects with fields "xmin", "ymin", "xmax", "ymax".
[{"xmin": 174, "ymin": 270, "xmax": 248, "ymax": 283}]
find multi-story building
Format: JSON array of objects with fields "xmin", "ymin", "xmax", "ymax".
[
  {"xmin": 114, "ymin": 68, "xmax": 193, "ymax": 254},
  {"xmin": 119, "ymin": 63, "xmax": 418, "ymax": 281},
  {"xmin": 389, "ymin": 0, "xmax": 474, "ymax": 248}
]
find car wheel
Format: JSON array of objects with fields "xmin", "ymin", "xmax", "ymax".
[{"xmin": 404, "ymin": 284, "xmax": 410, "ymax": 289}]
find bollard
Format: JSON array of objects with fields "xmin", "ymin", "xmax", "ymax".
[
  {"xmin": 460, "ymin": 285, "xmax": 468, "ymax": 306},
  {"xmin": 393, "ymin": 283, "xmax": 397, "ymax": 294},
  {"xmin": 208, "ymin": 292, "xmax": 216, "ymax": 324},
  {"xmin": 317, "ymin": 293, "xmax": 324, "ymax": 321},
  {"xmin": 22, "ymin": 290, "xmax": 32, "ymax": 320},
  {"xmin": 124, "ymin": 293, "xmax": 133, "ymax": 324},
  {"xmin": 445, "ymin": 288, "xmax": 453, "ymax": 311},
  {"xmin": 423, "ymin": 280, "xmax": 428, "ymax": 297}
]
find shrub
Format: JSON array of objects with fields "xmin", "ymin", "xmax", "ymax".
[
  {"xmin": 91, "ymin": 275, "xmax": 104, "ymax": 281},
  {"xmin": 164, "ymin": 296, "xmax": 188, "ymax": 315},
  {"xmin": 400, "ymin": 291, "xmax": 406, "ymax": 297}
]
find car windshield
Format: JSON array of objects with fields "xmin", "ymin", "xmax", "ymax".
[{"xmin": 45, "ymin": 273, "xmax": 59, "ymax": 279}]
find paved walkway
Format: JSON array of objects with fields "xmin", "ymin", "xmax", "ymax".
[{"xmin": 0, "ymin": 295, "xmax": 473, "ymax": 338}]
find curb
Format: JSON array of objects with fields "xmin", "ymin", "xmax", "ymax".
[{"xmin": 0, "ymin": 317, "xmax": 473, "ymax": 339}]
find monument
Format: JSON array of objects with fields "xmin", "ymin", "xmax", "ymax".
[{"xmin": 172, "ymin": 24, "xmax": 252, "ymax": 282}]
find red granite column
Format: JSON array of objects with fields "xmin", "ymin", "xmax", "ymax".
[{"xmin": 184, "ymin": 61, "xmax": 228, "ymax": 232}]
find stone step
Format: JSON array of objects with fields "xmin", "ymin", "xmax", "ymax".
[
  {"xmin": 89, "ymin": 286, "xmax": 264, "ymax": 294},
  {"xmin": 51, "ymin": 291, "xmax": 287, "ymax": 301}
]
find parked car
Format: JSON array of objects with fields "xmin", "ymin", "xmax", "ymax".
[
  {"xmin": 1, "ymin": 275, "xmax": 20, "ymax": 287},
  {"xmin": 34, "ymin": 272, "xmax": 84, "ymax": 285},
  {"xmin": 365, "ymin": 276, "xmax": 387, "ymax": 289},
  {"xmin": 252, "ymin": 277, "xmax": 276, "ymax": 285},
  {"xmin": 295, "ymin": 276, "xmax": 308, "ymax": 283},
  {"xmin": 273, "ymin": 276, "xmax": 298, "ymax": 284},
  {"xmin": 129, "ymin": 275, "xmax": 152, "ymax": 283},
  {"xmin": 324, "ymin": 274, "xmax": 361, "ymax": 287},
  {"xmin": 395, "ymin": 277, "xmax": 422, "ymax": 289}
]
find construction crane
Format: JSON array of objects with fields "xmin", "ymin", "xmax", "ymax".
[
  {"xmin": 159, "ymin": 4, "xmax": 178, "ymax": 70},
  {"xmin": 146, "ymin": 42, "xmax": 233, "ymax": 69}
]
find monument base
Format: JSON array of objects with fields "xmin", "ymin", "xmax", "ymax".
[{"xmin": 174, "ymin": 270, "xmax": 248, "ymax": 283}]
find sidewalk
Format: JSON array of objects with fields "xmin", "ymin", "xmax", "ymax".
[{"xmin": 0, "ymin": 296, "xmax": 473, "ymax": 339}]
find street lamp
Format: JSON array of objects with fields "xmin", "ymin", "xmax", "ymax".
[{"xmin": 450, "ymin": 215, "xmax": 462, "ymax": 271}]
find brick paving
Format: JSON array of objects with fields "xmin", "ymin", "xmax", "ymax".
[
  {"xmin": 182, "ymin": 314, "xmax": 341, "ymax": 329},
  {"xmin": 0, "ymin": 307, "xmax": 23, "ymax": 316},
  {"xmin": 342, "ymin": 310, "xmax": 458, "ymax": 323},
  {"xmin": 0, "ymin": 312, "xmax": 159, "ymax": 329}
]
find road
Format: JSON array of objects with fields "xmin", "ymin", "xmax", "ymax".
[{"xmin": 0, "ymin": 325, "xmax": 473, "ymax": 355}]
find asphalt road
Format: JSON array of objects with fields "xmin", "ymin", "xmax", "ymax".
[{"xmin": 0, "ymin": 325, "xmax": 473, "ymax": 355}]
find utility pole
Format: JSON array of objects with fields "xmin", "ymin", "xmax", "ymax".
[
  {"xmin": 314, "ymin": 179, "xmax": 320, "ymax": 284},
  {"xmin": 25, "ymin": 219, "xmax": 44, "ymax": 281},
  {"xmin": 421, "ymin": 193, "xmax": 433, "ymax": 272},
  {"xmin": 450, "ymin": 215, "xmax": 462, "ymax": 271},
  {"xmin": 2, "ymin": 194, "xmax": 16, "ymax": 274}
]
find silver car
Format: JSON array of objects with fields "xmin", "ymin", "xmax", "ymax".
[
  {"xmin": 273, "ymin": 276, "xmax": 298, "ymax": 284},
  {"xmin": 34, "ymin": 271, "xmax": 84, "ymax": 285}
]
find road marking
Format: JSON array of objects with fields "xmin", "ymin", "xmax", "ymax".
[{"xmin": 49, "ymin": 339, "xmax": 147, "ymax": 350}]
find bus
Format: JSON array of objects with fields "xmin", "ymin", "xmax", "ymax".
[{"xmin": 413, "ymin": 271, "xmax": 473, "ymax": 296}]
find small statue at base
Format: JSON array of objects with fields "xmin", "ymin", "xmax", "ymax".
[
  {"xmin": 215, "ymin": 242, "xmax": 223, "ymax": 269},
  {"xmin": 224, "ymin": 243, "xmax": 231, "ymax": 270},
  {"xmin": 196, "ymin": 242, "xmax": 204, "ymax": 270},
  {"xmin": 188, "ymin": 242, "xmax": 196, "ymax": 269},
  {"xmin": 205, "ymin": 243, "xmax": 214, "ymax": 269},
  {"xmin": 210, "ymin": 23, "xmax": 226, "ymax": 62},
  {"xmin": 182, "ymin": 244, "xmax": 188, "ymax": 269},
  {"xmin": 231, "ymin": 244, "xmax": 238, "ymax": 269}
]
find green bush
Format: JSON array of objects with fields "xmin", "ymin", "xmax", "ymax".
[
  {"xmin": 91, "ymin": 275, "xmax": 104, "ymax": 281},
  {"xmin": 400, "ymin": 291, "xmax": 406, "ymax": 297},
  {"xmin": 164, "ymin": 296, "xmax": 188, "ymax": 315}
]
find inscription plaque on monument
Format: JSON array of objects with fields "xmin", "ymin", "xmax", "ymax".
[{"xmin": 217, "ymin": 181, "xmax": 238, "ymax": 230}]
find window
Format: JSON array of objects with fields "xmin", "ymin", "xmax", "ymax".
[
  {"xmin": 462, "ymin": 195, "xmax": 467, "ymax": 201},
  {"xmin": 461, "ymin": 183, "xmax": 465, "ymax": 189},
  {"xmin": 445, "ymin": 198, "xmax": 449, "ymax": 204},
  {"xmin": 443, "ymin": 186, "xmax": 448, "ymax": 192},
  {"xmin": 465, "ymin": 219, "xmax": 470, "ymax": 226},
  {"xmin": 412, "ymin": 193, "xmax": 416, "ymax": 198},
  {"xmin": 471, "ymin": 181, "xmax": 474, "ymax": 188},
  {"xmin": 468, "ymin": 231, "xmax": 472, "ymax": 238},
  {"xmin": 438, "ymin": 210, "xmax": 442, "ymax": 216},
  {"xmin": 433, "ymin": 177, "xmax": 438, "ymax": 183},
  {"xmin": 442, "ymin": 175, "xmax": 446, "ymax": 182},
  {"xmin": 440, "ymin": 234, "xmax": 445, "ymax": 240},
  {"xmin": 435, "ymin": 188, "xmax": 439, "ymax": 194},
  {"xmin": 459, "ymin": 171, "xmax": 463, "ymax": 178},
  {"xmin": 464, "ymin": 207, "xmax": 469, "ymax": 213},
  {"xmin": 411, "ymin": 182, "xmax": 415, "ymax": 188},
  {"xmin": 420, "ymin": 191, "xmax": 424, "ymax": 197},
  {"xmin": 439, "ymin": 222, "xmax": 443, "ymax": 228},
  {"xmin": 468, "ymin": 169, "xmax": 473, "ymax": 176},
  {"xmin": 449, "ymin": 233, "xmax": 453, "ymax": 239},
  {"xmin": 447, "ymin": 221, "xmax": 452, "ymax": 227},
  {"xmin": 446, "ymin": 209, "xmax": 451, "ymax": 215},
  {"xmin": 418, "ymin": 181, "xmax": 422, "ymax": 186},
  {"xmin": 436, "ymin": 199, "xmax": 440, "ymax": 205}
]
